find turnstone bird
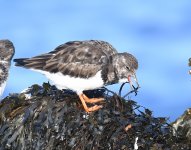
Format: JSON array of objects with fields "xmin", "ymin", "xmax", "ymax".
[
  {"xmin": 14, "ymin": 40, "xmax": 139, "ymax": 112},
  {"xmin": 0, "ymin": 40, "xmax": 15, "ymax": 97}
]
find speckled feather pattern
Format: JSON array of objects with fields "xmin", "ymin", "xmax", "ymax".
[
  {"xmin": 0, "ymin": 40, "xmax": 15, "ymax": 97},
  {"xmin": 0, "ymin": 62, "xmax": 8, "ymax": 85},
  {"xmin": 14, "ymin": 40, "xmax": 138, "ymax": 91},
  {"xmin": 14, "ymin": 40, "xmax": 117, "ymax": 79}
]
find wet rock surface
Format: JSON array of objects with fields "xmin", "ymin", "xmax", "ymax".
[{"xmin": 0, "ymin": 83, "xmax": 190, "ymax": 149}]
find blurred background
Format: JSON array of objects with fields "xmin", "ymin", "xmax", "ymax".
[{"xmin": 0, "ymin": 0, "xmax": 191, "ymax": 121}]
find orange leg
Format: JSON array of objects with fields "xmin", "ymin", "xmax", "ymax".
[
  {"xmin": 79, "ymin": 94, "xmax": 103, "ymax": 113},
  {"xmin": 82, "ymin": 94, "xmax": 104, "ymax": 103}
]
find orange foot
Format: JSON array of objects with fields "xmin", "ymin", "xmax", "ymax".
[{"xmin": 79, "ymin": 93, "xmax": 104, "ymax": 113}]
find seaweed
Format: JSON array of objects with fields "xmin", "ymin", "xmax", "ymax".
[{"xmin": 0, "ymin": 83, "xmax": 190, "ymax": 149}]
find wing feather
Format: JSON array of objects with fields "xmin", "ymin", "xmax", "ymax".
[{"xmin": 14, "ymin": 40, "xmax": 117, "ymax": 78}]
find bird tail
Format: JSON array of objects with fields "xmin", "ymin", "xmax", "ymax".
[
  {"xmin": 14, "ymin": 58, "xmax": 41, "ymax": 69},
  {"xmin": 14, "ymin": 58, "xmax": 29, "ymax": 67},
  {"xmin": 14, "ymin": 56, "xmax": 48, "ymax": 70},
  {"xmin": 14, "ymin": 53, "xmax": 52, "ymax": 70}
]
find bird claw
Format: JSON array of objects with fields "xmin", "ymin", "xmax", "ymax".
[
  {"xmin": 82, "ymin": 95, "xmax": 104, "ymax": 103},
  {"xmin": 86, "ymin": 105, "xmax": 103, "ymax": 113},
  {"xmin": 79, "ymin": 94, "xmax": 103, "ymax": 113}
]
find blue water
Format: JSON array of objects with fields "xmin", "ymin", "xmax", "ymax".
[{"xmin": 0, "ymin": 0, "xmax": 191, "ymax": 121}]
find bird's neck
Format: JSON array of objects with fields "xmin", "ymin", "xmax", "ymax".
[{"xmin": 101, "ymin": 64, "xmax": 119, "ymax": 85}]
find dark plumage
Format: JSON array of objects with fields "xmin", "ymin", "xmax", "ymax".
[
  {"xmin": 0, "ymin": 40, "xmax": 15, "ymax": 97},
  {"xmin": 14, "ymin": 40, "xmax": 117, "ymax": 78},
  {"xmin": 14, "ymin": 40, "xmax": 138, "ymax": 112}
]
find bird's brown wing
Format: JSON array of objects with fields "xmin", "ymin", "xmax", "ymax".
[{"xmin": 14, "ymin": 40, "xmax": 117, "ymax": 78}]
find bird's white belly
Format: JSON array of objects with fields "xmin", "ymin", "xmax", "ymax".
[
  {"xmin": 32, "ymin": 69, "xmax": 104, "ymax": 94},
  {"xmin": 0, "ymin": 81, "xmax": 6, "ymax": 98}
]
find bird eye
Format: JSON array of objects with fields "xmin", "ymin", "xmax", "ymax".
[{"xmin": 126, "ymin": 66, "xmax": 130, "ymax": 70}]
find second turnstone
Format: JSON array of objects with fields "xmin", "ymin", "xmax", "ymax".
[
  {"xmin": 0, "ymin": 40, "xmax": 15, "ymax": 98},
  {"xmin": 14, "ymin": 40, "xmax": 139, "ymax": 112}
]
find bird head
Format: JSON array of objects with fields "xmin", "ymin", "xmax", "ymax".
[
  {"xmin": 0, "ymin": 40, "xmax": 15, "ymax": 62},
  {"xmin": 113, "ymin": 52, "xmax": 139, "ymax": 90}
]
